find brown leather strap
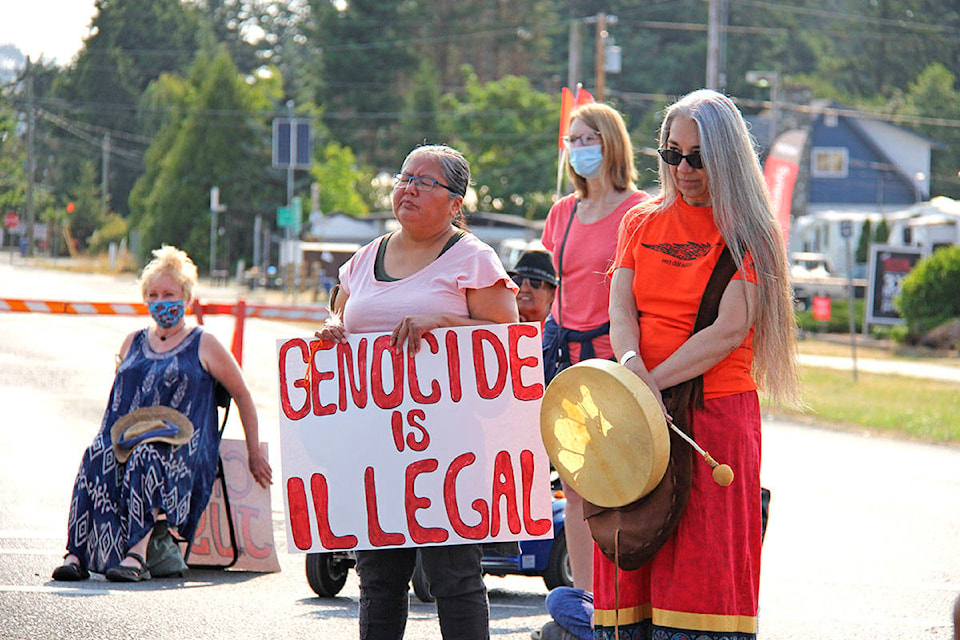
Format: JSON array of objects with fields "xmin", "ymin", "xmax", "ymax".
[{"xmin": 662, "ymin": 244, "xmax": 737, "ymax": 419}]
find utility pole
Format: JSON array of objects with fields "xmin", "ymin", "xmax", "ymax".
[
  {"xmin": 594, "ymin": 13, "xmax": 607, "ymax": 102},
  {"xmin": 706, "ymin": 0, "xmax": 728, "ymax": 91},
  {"xmin": 101, "ymin": 132, "xmax": 111, "ymax": 209},
  {"xmin": 746, "ymin": 70, "xmax": 781, "ymax": 148},
  {"xmin": 286, "ymin": 100, "xmax": 295, "ymax": 231},
  {"xmin": 209, "ymin": 186, "xmax": 226, "ymax": 276},
  {"xmin": 577, "ymin": 13, "xmax": 617, "ymax": 101},
  {"xmin": 24, "ymin": 56, "xmax": 35, "ymax": 256},
  {"xmin": 567, "ymin": 19, "xmax": 581, "ymax": 91},
  {"xmin": 285, "ymin": 100, "xmax": 296, "ymax": 299}
]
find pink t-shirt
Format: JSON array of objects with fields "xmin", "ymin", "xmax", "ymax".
[
  {"xmin": 541, "ymin": 191, "xmax": 648, "ymax": 360},
  {"xmin": 339, "ymin": 232, "xmax": 517, "ymax": 334}
]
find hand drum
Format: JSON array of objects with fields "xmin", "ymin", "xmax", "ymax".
[{"xmin": 540, "ymin": 359, "xmax": 669, "ymax": 508}]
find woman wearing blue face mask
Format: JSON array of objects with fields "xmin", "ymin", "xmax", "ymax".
[
  {"xmin": 540, "ymin": 103, "xmax": 649, "ymax": 603},
  {"xmin": 52, "ymin": 245, "xmax": 271, "ymax": 583}
]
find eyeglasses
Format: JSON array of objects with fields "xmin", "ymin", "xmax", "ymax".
[
  {"xmin": 393, "ymin": 173, "xmax": 459, "ymax": 195},
  {"xmin": 511, "ymin": 275, "xmax": 549, "ymax": 290},
  {"xmin": 562, "ymin": 131, "xmax": 602, "ymax": 148},
  {"xmin": 658, "ymin": 148, "xmax": 704, "ymax": 170}
]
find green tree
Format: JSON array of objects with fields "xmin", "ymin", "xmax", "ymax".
[
  {"xmin": 65, "ymin": 161, "xmax": 110, "ymax": 252},
  {"xmin": 439, "ymin": 67, "xmax": 557, "ymax": 218},
  {"xmin": 897, "ymin": 245, "xmax": 960, "ymax": 336},
  {"xmin": 307, "ymin": 0, "xmax": 422, "ymax": 167},
  {"xmin": 128, "ymin": 73, "xmax": 194, "ymax": 228},
  {"xmin": 855, "ymin": 219, "xmax": 873, "ymax": 264},
  {"xmin": 0, "ymin": 103, "xmax": 25, "ymax": 219},
  {"xmin": 310, "ymin": 142, "xmax": 370, "ymax": 216},
  {"xmin": 197, "ymin": 0, "xmax": 321, "ymax": 104},
  {"xmin": 397, "ymin": 59, "xmax": 442, "ymax": 156},
  {"xmin": 873, "ymin": 218, "xmax": 890, "ymax": 245},
  {"xmin": 48, "ymin": 0, "xmax": 203, "ymax": 215},
  {"xmin": 134, "ymin": 49, "xmax": 279, "ymax": 270},
  {"xmin": 306, "ymin": 0, "xmax": 559, "ymax": 169},
  {"xmin": 896, "ymin": 63, "xmax": 960, "ymax": 199}
]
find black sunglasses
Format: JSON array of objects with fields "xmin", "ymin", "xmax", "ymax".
[
  {"xmin": 658, "ymin": 148, "xmax": 704, "ymax": 170},
  {"xmin": 511, "ymin": 275, "xmax": 547, "ymax": 290}
]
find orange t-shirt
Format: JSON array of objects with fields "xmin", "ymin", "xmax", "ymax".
[{"xmin": 614, "ymin": 198, "xmax": 757, "ymax": 399}]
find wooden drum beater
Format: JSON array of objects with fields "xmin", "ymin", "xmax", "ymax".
[{"xmin": 667, "ymin": 418, "xmax": 734, "ymax": 486}]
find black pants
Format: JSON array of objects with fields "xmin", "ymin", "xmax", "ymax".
[{"xmin": 355, "ymin": 544, "xmax": 489, "ymax": 639}]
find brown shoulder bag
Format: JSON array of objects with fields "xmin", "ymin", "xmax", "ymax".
[{"xmin": 582, "ymin": 246, "xmax": 737, "ymax": 571}]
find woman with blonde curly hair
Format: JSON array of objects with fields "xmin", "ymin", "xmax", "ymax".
[{"xmin": 52, "ymin": 245, "xmax": 271, "ymax": 582}]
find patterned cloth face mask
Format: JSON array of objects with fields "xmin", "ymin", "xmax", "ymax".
[{"xmin": 148, "ymin": 300, "xmax": 185, "ymax": 328}]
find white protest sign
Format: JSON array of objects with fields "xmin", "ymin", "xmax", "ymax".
[{"xmin": 276, "ymin": 323, "xmax": 553, "ymax": 554}]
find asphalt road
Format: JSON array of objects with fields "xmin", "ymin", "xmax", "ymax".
[{"xmin": 1, "ymin": 258, "xmax": 958, "ymax": 639}]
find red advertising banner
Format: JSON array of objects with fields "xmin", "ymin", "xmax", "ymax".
[{"xmin": 762, "ymin": 130, "xmax": 808, "ymax": 249}]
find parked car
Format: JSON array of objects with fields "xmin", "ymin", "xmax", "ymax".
[
  {"xmin": 305, "ymin": 492, "xmax": 571, "ymax": 599},
  {"xmin": 789, "ymin": 251, "xmax": 866, "ymax": 310}
]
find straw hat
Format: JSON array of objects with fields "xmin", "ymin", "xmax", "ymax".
[
  {"xmin": 539, "ymin": 359, "xmax": 669, "ymax": 508},
  {"xmin": 110, "ymin": 406, "xmax": 194, "ymax": 463}
]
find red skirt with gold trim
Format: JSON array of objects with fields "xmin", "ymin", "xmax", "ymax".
[{"xmin": 593, "ymin": 392, "xmax": 762, "ymax": 640}]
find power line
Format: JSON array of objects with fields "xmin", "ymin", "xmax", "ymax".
[{"xmin": 736, "ymin": 0, "xmax": 960, "ymax": 36}]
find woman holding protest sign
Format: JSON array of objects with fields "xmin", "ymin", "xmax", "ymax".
[
  {"xmin": 315, "ymin": 144, "xmax": 518, "ymax": 640},
  {"xmin": 541, "ymin": 102, "xmax": 649, "ymax": 596},
  {"xmin": 52, "ymin": 245, "xmax": 271, "ymax": 583},
  {"xmin": 600, "ymin": 89, "xmax": 799, "ymax": 639}
]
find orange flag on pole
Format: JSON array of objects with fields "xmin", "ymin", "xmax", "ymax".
[
  {"xmin": 557, "ymin": 85, "xmax": 596, "ymax": 196},
  {"xmin": 558, "ymin": 87, "xmax": 574, "ymax": 149},
  {"xmin": 576, "ymin": 87, "xmax": 595, "ymax": 107},
  {"xmin": 558, "ymin": 85, "xmax": 596, "ymax": 148}
]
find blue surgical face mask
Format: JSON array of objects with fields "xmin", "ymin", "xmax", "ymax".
[
  {"xmin": 148, "ymin": 300, "xmax": 185, "ymax": 329},
  {"xmin": 569, "ymin": 144, "xmax": 604, "ymax": 179}
]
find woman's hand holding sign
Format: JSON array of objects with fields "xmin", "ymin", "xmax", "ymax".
[{"xmin": 390, "ymin": 314, "xmax": 446, "ymax": 355}]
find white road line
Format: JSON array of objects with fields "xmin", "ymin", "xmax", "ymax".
[{"xmin": 0, "ymin": 585, "xmax": 110, "ymax": 594}]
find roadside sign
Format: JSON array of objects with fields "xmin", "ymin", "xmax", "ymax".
[
  {"xmin": 272, "ymin": 118, "xmax": 312, "ymax": 169},
  {"xmin": 276, "ymin": 197, "xmax": 303, "ymax": 234},
  {"xmin": 277, "ymin": 206, "xmax": 295, "ymax": 228},
  {"xmin": 812, "ymin": 295, "xmax": 832, "ymax": 322},
  {"xmin": 864, "ymin": 244, "xmax": 924, "ymax": 326},
  {"xmin": 4, "ymin": 212, "xmax": 19, "ymax": 230}
]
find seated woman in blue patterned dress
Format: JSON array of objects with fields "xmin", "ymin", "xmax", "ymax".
[{"xmin": 52, "ymin": 245, "xmax": 272, "ymax": 582}]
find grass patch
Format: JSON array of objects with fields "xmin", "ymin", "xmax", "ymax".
[
  {"xmin": 767, "ymin": 366, "xmax": 960, "ymax": 443},
  {"xmin": 797, "ymin": 334, "xmax": 960, "ymax": 366}
]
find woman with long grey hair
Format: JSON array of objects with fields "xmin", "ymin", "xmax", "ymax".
[{"xmin": 599, "ymin": 89, "xmax": 799, "ymax": 640}]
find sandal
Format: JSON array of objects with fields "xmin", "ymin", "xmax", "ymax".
[
  {"xmin": 52, "ymin": 555, "xmax": 89, "ymax": 581},
  {"xmin": 105, "ymin": 552, "xmax": 151, "ymax": 582}
]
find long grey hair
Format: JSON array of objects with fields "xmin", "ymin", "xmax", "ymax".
[{"xmin": 651, "ymin": 89, "xmax": 799, "ymax": 405}]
